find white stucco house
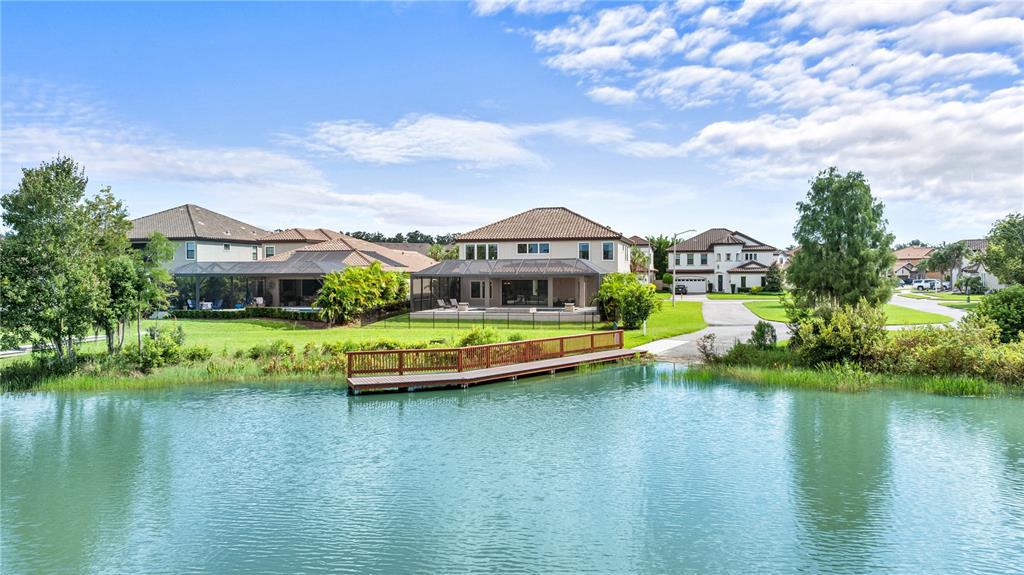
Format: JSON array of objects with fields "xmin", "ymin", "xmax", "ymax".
[
  {"xmin": 668, "ymin": 228, "xmax": 779, "ymax": 293},
  {"xmin": 951, "ymin": 239, "xmax": 1006, "ymax": 291},
  {"xmin": 628, "ymin": 235, "xmax": 656, "ymax": 283},
  {"xmin": 410, "ymin": 207, "xmax": 632, "ymax": 310}
]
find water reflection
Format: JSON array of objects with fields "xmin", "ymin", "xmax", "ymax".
[
  {"xmin": 788, "ymin": 393, "xmax": 893, "ymax": 573},
  {"xmin": 3, "ymin": 368, "xmax": 1023, "ymax": 574}
]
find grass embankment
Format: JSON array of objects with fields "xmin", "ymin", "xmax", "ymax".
[
  {"xmin": 705, "ymin": 292, "xmax": 785, "ymax": 300},
  {"xmin": 743, "ymin": 300, "xmax": 953, "ymax": 325},
  {"xmin": 681, "ymin": 365, "xmax": 1009, "ymax": 396},
  {"xmin": 623, "ymin": 300, "xmax": 705, "ymax": 348}
]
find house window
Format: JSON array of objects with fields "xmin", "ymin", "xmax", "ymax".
[
  {"xmin": 264, "ymin": 245, "xmax": 276, "ymax": 258},
  {"xmin": 223, "ymin": 243, "xmax": 231, "ymax": 251},
  {"xmin": 518, "ymin": 242, "xmax": 550, "ymax": 255},
  {"xmin": 741, "ymin": 276, "xmax": 747, "ymax": 288},
  {"xmin": 717, "ymin": 253, "xmax": 721, "ymax": 262},
  {"xmin": 251, "ymin": 245, "xmax": 258, "ymax": 261},
  {"xmin": 488, "ymin": 244, "xmax": 498, "ymax": 260},
  {"xmin": 539, "ymin": 243, "xmax": 549, "ymax": 254},
  {"xmin": 602, "ymin": 242, "xmax": 614, "ymax": 260},
  {"xmin": 578, "ymin": 242, "xmax": 590, "ymax": 260},
  {"xmin": 726, "ymin": 253, "xmax": 732, "ymax": 261},
  {"xmin": 186, "ymin": 241, "xmax": 196, "ymax": 260},
  {"xmin": 528, "ymin": 243, "xmax": 539, "ymax": 254},
  {"xmin": 470, "ymin": 281, "xmax": 484, "ymax": 299},
  {"xmin": 466, "ymin": 245, "xmax": 475, "ymax": 260},
  {"xmin": 700, "ymin": 253, "xmax": 708, "ymax": 265},
  {"xmin": 674, "ymin": 254, "xmax": 681, "ymax": 266},
  {"xmin": 687, "ymin": 253, "xmax": 694, "ymax": 265},
  {"xmin": 517, "ymin": 243, "xmax": 528, "ymax": 254}
]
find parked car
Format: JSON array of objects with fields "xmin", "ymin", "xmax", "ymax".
[
  {"xmin": 913, "ymin": 279, "xmax": 940, "ymax": 291},
  {"xmin": 674, "ymin": 284, "xmax": 688, "ymax": 295}
]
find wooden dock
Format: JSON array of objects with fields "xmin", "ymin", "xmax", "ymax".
[{"xmin": 346, "ymin": 331, "xmax": 641, "ymax": 394}]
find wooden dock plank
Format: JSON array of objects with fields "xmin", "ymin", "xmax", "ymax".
[{"xmin": 348, "ymin": 348, "xmax": 642, "ymax": 394}]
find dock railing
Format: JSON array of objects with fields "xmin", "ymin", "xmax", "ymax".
[{"xmin": 347, "ymin": 330, "xmax": 624, "ymax": 377}]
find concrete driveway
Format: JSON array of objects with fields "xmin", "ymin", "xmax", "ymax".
[
  {"xmin": 891, "ymin": 292, "xmax": 968, "ymax": 322},
  {"xmin": 637, "ymin": 296, "xmax": 790, "ymax": 361}
]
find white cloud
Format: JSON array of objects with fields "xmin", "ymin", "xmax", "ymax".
[
  {"xmin": 298, "ymin": 115, "xmax": 544, "ymax": 168},
  {"xmin": 324, "ymin": 191, "xmax": 504, "ymax": 227},
  {"xmin": 896, "ymin": 7, "xmax": 1024, "ymax": 52},
  {"xmin": 711, "ymin": 40, "xmax": 772, "ymax": 67},
  {"xmin": 292, "ymin": 114, "xmax": 662, "ymax": 167},
  {"xmin": 638, "ymin": 65, "xmax": 755, "ymax": 108},
  {"xmin": 471, "ymin": 0, "xmax": 584, "ymax": 16},
  {"xmin": 586, "ymin": 85, "xmax": 639, "ymax": 104}
]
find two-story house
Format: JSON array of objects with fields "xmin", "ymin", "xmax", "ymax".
[
  {"xmin": 628, "ymin": 235, "xmax": 656, "ymax": 283},
  {"xmin": 410, "ymin": 207, "xmax": 632, "ymax": 310},
  {"xmin": 129, "ymin": 204, "xmax": 268, "ymax": 268},
  {"xmin": 668, "ymin": 228, "xmax": 779, "ymax": 293},
  {"xmin": 256, "ymin": 228, "xmax": 345, "ymax": 259},
  {"xmin": 951, "ymin": 239, "xmax": 1006, "ymax": 291}
]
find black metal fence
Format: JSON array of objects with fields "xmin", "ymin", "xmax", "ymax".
[{"xmin": 364, "ymin": 310, "xmax": 602, "ymax": 330}]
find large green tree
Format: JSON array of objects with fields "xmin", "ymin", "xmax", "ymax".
[
  {"xmin": 647, "ymin": 235, "xmax": 672, "ymax": 277},
  {"xmin": 133, "ymin": 233, "xmax": 176, "ymax": 351},
  {"xmin": 787, "ymin": 167, "xmax": 896, "ymax": 308},
  {"xmin": 979, "ymin": 213, "xmax": 1024, "ymax": 285},
  {"xmin": 1, "ymin": 157, "xmax": 101, "ymax": 360},
  {"xmin": 921, "ymin": 241, "xmax": 968, "ymax": 281},
  {"xmin": 85, "ymin": 187, "xmax": 134, "ymax": 353}
]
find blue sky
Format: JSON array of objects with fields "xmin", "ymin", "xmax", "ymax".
[{"xmin": 3, "ymin": 1, "xmax": 1022, "ymax": 247}]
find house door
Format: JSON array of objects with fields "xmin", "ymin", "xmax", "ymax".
[{"xmin": 717, "ymin": 275, "xmax": 723, "ymax": 292}]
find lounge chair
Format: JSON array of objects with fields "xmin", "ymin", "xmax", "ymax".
[
  {"xmin": 186, "ymin": 299, "xmax": 195, "ymax": 310},
  {"xmin": 212, "ymin": 299, "xmax": 223, "ymax": 310},
  {"xmin": 437, "ymin": 299, "xmax": 450, "ymax": 309},
  {"xmin": 449, "ymin": 298, "xmax": 460, "ymax": 308}
]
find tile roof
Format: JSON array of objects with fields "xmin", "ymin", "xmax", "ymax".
[
  {"xmin": 730, "ymin": 260, "xmax": 770, "ymax": 272},
  {"xmin": 377, "ymin": 242, "xmax": 435, "ymax": 257},
  {"xmin": 960, "ymin": 239, "xmax": 988, "ymax": 251},
  {"xmin": 893, "ymin": 246, "xmax": 934, "ymax": 261},
  {"xmin": 671, "ymin": 228, "xmax": 777, "ymax": 252},
  {"xmin": 629, "ymin": 235, "xmax": 650, "ymax": 246},
  {"xmin": 130, "ymin": 204, "xmax": 267, "ymax": 242},
  {"xmin": 264, "ymin": 234, "xmax": 436, "ymax": 272},
  {"xmin": 456, "ymin": 207, "xmax": 625, "ymax": 241},
  {"xmin": 258, "ymin": 228, "xmax": 344, "ymax": 242}
]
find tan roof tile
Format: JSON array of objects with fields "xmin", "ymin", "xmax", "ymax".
[
  {"xmin": 672, "ymin": 228, "xmax": 777, "ymax": 252},
  {"xmin": 130, "ymin": 204, "xmax": 267, "ymax": 242},
  {"xmin": 457, "ymin": 207, "xmax": 625, "ymax": 241},
  {"xmin": 258, "ymin": 228, "xmax": 344, "ymax": 242}
]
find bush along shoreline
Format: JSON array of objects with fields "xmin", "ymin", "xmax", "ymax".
[
  {"xmin": 0, "ymin": 326, "xmax": 528, "ymax": 393},
  {"xmin": 687, "ymin": 300, "xmax": 1023, "ymax": 396}
]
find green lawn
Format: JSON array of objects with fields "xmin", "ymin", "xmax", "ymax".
[
  {"xmin": 940, "ymin": 302, "xmax": 980, "ymax": 311},
  {"xmin": 622, "ymin": 301, "xmax": 705, "ymax": 348},
  {"xmin": 743, "ymin": 301, "xmax": 954, "ymax": 325},
  {"xmin": 706, "ymin": 292, "xmax": 785, "ymax": 300},
  {"xmin": 898, "ymin": 292, "xmax": 985, "ymax": 302},
  {"xmin": 76, "ymin": 318, "xmax": 579, "ymax": 355}
]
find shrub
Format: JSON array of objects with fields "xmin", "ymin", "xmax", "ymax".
[
  {"xmin": 242, "ymin": 339, "xmax": 296, "ymax": 360},
  {"xmin": 662, "ymin": 272, "xmax": 673, "ymax": 286},
  {"xmin": 456, "ymin": 327, "xmax": 501, "ymax": 347},
  {"xmin": 134, "ymin": 333, "xmax": 181, "ymax": 371},
  {"xmin": 171, "ymin": 307, "xmax": 324, "ymax": 322},
  {"xmin": 181, "ymin": 345, "xmax": 213, "ymax": 362},
  {"xmin": 972, "ymin": 285, "xmax": 1024, "ymax": 342},
  {"xmin": 955, "ymin": 274, "xmax": 985, "ymax": 295},
  {"xmin": 315, "ymin": 262, "xmax": 409, "ymax": 326},
  {"xmin": 595, "ymin": 273, "xmax": 661, "ymax": 329},
  {"xmin": 749, "ymin": 285, "xmax": 763, "ymax": 295},
  {"xmin": 749, "ymin": 321, "xmax": 777, "ymax": 349},
  {"xmin": 764, "ymin": 263, "xmax": 784, "ymax": 293},
  {"xmin": 791, "ymin": 300, "xmax": 886, "ymax": 366},
  {"xmin": 696, "ymin": 333, "xmax": 718, "ymax": 363},
  {"xmin": 719, "ymin": 341, "xmax": 792, "ymax": 368}
]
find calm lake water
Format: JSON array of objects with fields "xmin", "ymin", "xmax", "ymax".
[{"xmin": 3, "ymin": 363, "xmax": 1023, "ymax": 574}]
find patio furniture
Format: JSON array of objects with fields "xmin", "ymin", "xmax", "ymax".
[
  {"xmin": 212, "ymin": 299, "xmax": 223, "ymax": 310},
  {"xmin": 449, "ymin": 298, "xmax": 459, "ymax": 308},
  {"xmin": 253, "ymin": 296, "xmax": 264, "ymax": 307},
  {"xmin": 457, "ymin": 302, "xmax": 470, "ymax": 312},
  {"xmin": 564, "ymin": 303, "xmax": 576, "ymax": 312},
  {"xmin": 200, "ymin": 301, "xmax": 213, "ymax": 310},
  {"xmin": 437, "ymin": 299, "xmax": 451, "ymax": 309},
  {"xmin": 186, "ymin": 299, "xmax": 195, "ymax": 310}
]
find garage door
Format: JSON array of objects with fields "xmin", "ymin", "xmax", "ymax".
[{"xmin": 674, "ymin": 277, "xmax": 707, "ymax": 293}]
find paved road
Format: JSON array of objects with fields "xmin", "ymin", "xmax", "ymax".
[
  {"xmin": 637, "ymin": 292, "xmax": 963, "ymax": 361},
  {"xmin": 638, "ymin": 296, "xmax": 790, "ymax": 361},
  {"xmin": 891, "ymin": 292, "xmax": 969, "ymax": 322}
]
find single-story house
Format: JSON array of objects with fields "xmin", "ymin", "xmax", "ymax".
[
  {"xmin": 172, "ymin": 234, "xmax": 435, "ymax": 308},
  {"xmin": 410, "ymin": 207, "xmax": 632, "ymax": 310},
  {"xmin": 667, "ymin": 228, "xmax": 779, "ymax": 293}
]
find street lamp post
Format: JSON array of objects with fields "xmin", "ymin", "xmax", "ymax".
[{"xmin": 671, "ymin": 229, "xmax": 696, "ymax": 307}]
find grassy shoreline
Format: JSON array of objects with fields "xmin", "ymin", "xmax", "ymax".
[{"xmin": 680, "ymin": 364, "xmax": 1013, "ymax": 396}]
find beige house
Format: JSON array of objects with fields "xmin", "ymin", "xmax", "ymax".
[
  {"xmin": 129, "ymin": 204, "xmax": 268, "ymax": 268},
  {"xmin": 668, "ymin": 228, "xmax": 779, "ymax": 293},
  {"xmin": 891, "ymin": 246, "xmax": 939, "ymax": 283},
  {"xmin": 628, "ymin": 235, "xmax": 656, "ymax": 283},
  {"xmin": 411, "ymin": 207, "xmax": 632, "ymax": 310}
]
